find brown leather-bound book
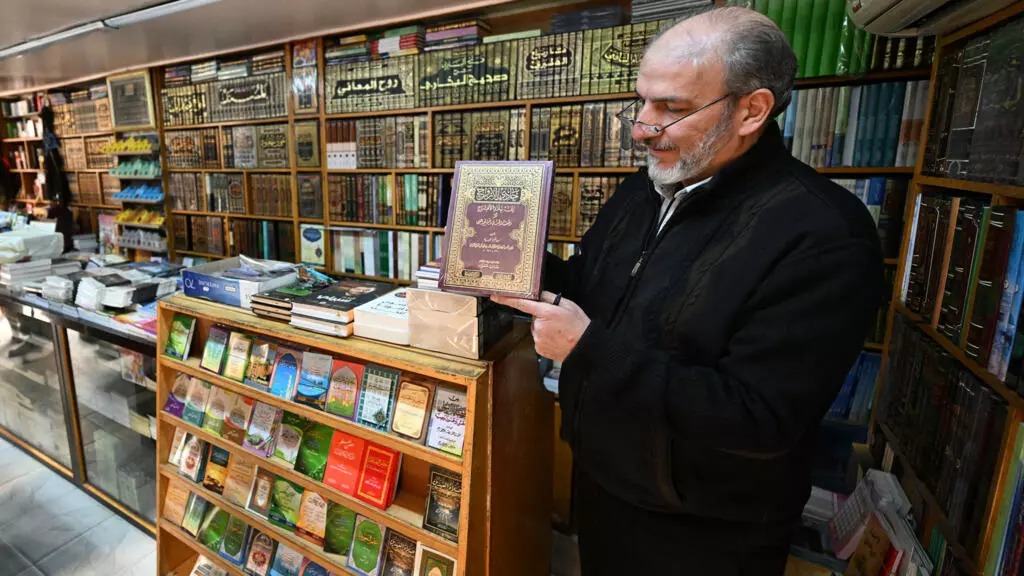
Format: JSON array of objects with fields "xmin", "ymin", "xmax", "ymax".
[{"xmin": 440, "ymin": 160, "xmax": 553, "ymax": 299}]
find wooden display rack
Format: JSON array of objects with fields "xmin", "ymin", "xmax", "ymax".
[{"xmin": 154, "ymin": 294, "xmax": 553, "ymax": 575}]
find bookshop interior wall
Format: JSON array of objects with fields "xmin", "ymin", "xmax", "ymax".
[{"xmin": 1, "ymin": 0, "xmax": 1023, "ymax": 574}]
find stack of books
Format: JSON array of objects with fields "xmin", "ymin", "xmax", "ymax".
[
  {"xmin": 631, "ymin": 0, "xmax": 711, "ymax": 23},
  {"xmin": 551, "ymin": 5, "xmax": 625, "ymax": 32},
  {"xmin": 251, "ymin": 50, "xmax": 286, "ymax": 75},
  {"xmin": 288, "ymin": 280, "xmax": 394, "ymax": 337},
  {"xmin": 325, "ymin": 35, "xmax": 370, "ymax": 65},
  {"xmin": 353, "ymin": 287, "xmax": 411, "ymax": 345},
  {"xmin": 0, "ymin": 259, "xmax": 53, "ymax": 286},
  {"xmin": 189, "ymin": 60, "xmax": 218, "ymax": 83},
  {"xmin": 370, "ymin": 25, "xmax": 424, "ymax": 58},
  {"xmin": 414, "ymin": 261, "xmax": 441, "ymax": 290},
  {"xmin": 424, "ymin": 19, "xmax": 488, "ymax": 52}
]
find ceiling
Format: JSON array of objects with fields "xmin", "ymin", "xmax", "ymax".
[{"xmin": 0, "ymin": 0, "xmax": 520, "ymax": 95}]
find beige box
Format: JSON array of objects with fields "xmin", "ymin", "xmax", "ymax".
[
  {"xmin": 410, "ymin": 307, "xmax": 513, "ymax": 359},
  {"xmin": 406, "ymin": 288, "xmax": 488, "ymax": 317}
]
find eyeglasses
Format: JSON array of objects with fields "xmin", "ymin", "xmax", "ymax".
[{"xmin": 616, "ymin": 93, "xmax": 733, "ymax": 135}]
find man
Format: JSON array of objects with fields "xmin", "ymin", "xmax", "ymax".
[{"xmin": 493, "ymin": 7, "xmax": 884, "ymax": 575}]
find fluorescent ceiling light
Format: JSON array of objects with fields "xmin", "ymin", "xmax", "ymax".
[
  {"xmin": 104, "ymin": 0, "xmax": 224, "ymax": 28},
  {"xmin": 0, "ymin": 21, "xmax": 108, "ymax": 60}
]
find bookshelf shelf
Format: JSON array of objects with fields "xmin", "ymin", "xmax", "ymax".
[
  {"xmin": 161, "ymin": 468, "xmax": 389, "ymax": 576},
  {"xmin": 327, "ymin": 221, "xmax": 445, "ymax": 233},
  {"xmin": 163, "ymin": 116, "xmax": 289, "ymax": 131},
  {"xmin": 226, "ymin": 213, "xmax": 294, "ymax": 222},
  {"xmin": 167, "ymin": 168, "xmax": 292, "ymax": 174},
  {"xmin": 155, "ymin": 294, "xmax": 553, "ymax": 575},
  {"xmin": 14, "ymin": 198, "xmax": 49, "ymax": 204},
  {"xmin": 170, "ymin": 210, "xmax": 228, "ymax": 218},
  {"xmin": 937, "ymin": 0, "xmax": 1024, "ymax": 47},
  {"xmin": 548, "ymin": 235, "xmax": 579, "ymax": 243},
  {"xmin": 559, "ymin": 167, "xmax": 638, "ymax": 174},
  {"xmin": 117, "ymin": 222, "xmax": 164, "ymax": 230},
  {"xmin": 159, "ymin": 519, "xmax": 246, "ymax": 576},
  {"xmin": 164, "ymin": 353, "xmax": 473, "ymax": 471},
  {"xmin": 74, "ymin": 168, "xmax": 110, "ymax": 173},
  {"xmin": 877, "ymin": 422, "xmax": 980, "ymax": 574},
  {"xmin": 817, "ymin": 167, "xmax": 914, "ymax": 175},
  {"xmin": 916, "ymin": 175, "xmax": 1024, "ymax": 199},
  {"xmin": 325, "ymin": 168, "xmax": 445, "ymax": 174},
  {"xmin": 321, "ymin": 268, "xmax": 414, "ymax": 286},
  {"xmin": 322, "ymin": 91, "xmax": 639, "ymax": 120},
  {"xmin": 114, "ymin": 240, "xmax": 167, "ymax": 253},
  {"xmin": 58, "ymin": 130, "xmax": 115, "ymax": 138},
  {"xmin": 883, "ymin": 258, "xmax": 898, "ymax": 265},
  {"xmin": 175, "ymin": 249, "xmax": 225, "ymax": 259},
  {"xmin": 894, "ymin": 303, "xmax": 1024, "ymax": 413},
  {"xmin": 11, "ymin": 168, "xmax": 43, "ymax": 173},
  {"xmin": 863, "ymin": 342, "xmax": 884, "ymax": 352},
  {"xmin": 111, "ymin": 174, "xmax": 162, "ymax": 181},
  {"xmin": 110, "ymin": 150, "xmax": 160, "ymax": 156},
  {"xmin": 793, "ymin": 68, "xmax": 932, "ymax": 88},
  {"xmin": 2, "ymin": 137, "xmax": 41, "ymax": 143},
  {"xmin": 71, "ymin": 202, "xmax": 118, "ymax": 209}
]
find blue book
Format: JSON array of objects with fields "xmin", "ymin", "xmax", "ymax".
[
  {"xmin": 269, "ymin": 347, "xmax": 303, "ymax": 400},
  {"xmin": 989, "ymin": 210, "xmax": 1024, "ymax": 379},
  {"xmin": 882, "ymin": 81, "xmax": 907, "ymax": 167},
  {"xmin": 783, "ymin": 91, "xmax": 799, "ymax": 152},
  {"xmin": 295, "ymin": 351, "xmax": 332, "ymax": 410},
  {"xmin": 854, "ymin": 84, "xmax": 878, "ymax": 167}
]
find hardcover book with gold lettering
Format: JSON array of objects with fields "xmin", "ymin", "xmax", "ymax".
[{"xmin": 440, "ymin": 160, "xmax": 553, "ymax": 300}]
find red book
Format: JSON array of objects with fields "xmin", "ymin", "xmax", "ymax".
[
  {"xmin": 355, "ymin": 442, "xmax": 402, "ymax": 510},
  {"xmin": 322, "ymin": 430, "xmax": 366, "ymax": 495}
]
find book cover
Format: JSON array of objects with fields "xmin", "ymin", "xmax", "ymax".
[
  {"xmin": 295, "ymin": 490, "xmax": 329, "ymax": 547},
  {"xmin": 294, "ymin": 121, "xmax": 320, "ymax": 168},
  {"xmin": 291, "ymin": 280, "xmax": 394, "ymax": 324},
  {"xmin": 269, "ymin": 347, "xmax": 303, "ymax": 400},
  {"xmin": 269, "ymin": 542, "xmax": 304, "ymax": 576},
  {"xmin": 326, "ymin": 359, "xmax": 365, "ymax": 419},
  {"xmin": 346, "ymin": 515, "xmax": 386, "ymax": 576},
  {"xmin": 258, "ymin": 124, "xmax": 290, "ymax": 168},
  {"xmin": 324, "ymin": 501, "xmax": 358, "ymax": 563},
  {"xmin": 167, "ymin": 428, "xmax": 190, "ymax": 467},
  {"xmin": 297, "ymin": 173, "xmax": 323, "ymax": 219},
  {"xmin": 295, "ymin": 351, "xmax": 332, "ymax": 410},
  {"xmin": 272, "ymin": 412, "xmax": 308, "ymax": 468},
  {"xmin": 413, "ymin": 544, "xmax": 456, "ymax": 576},
  {"xmin": 380, "ymin": 529, "xmax": 417, "ymax": 576},
  {"xmin": 162, "ymin": 481, "xmax": 192, "ymax": 526},
  {"xmin": 300, "ymin": 225, "xmax": 326, "ymax": 266},
  {"xmin": 232, "ymin": 126, "xmax": 258, "ymax": 169},
  {"xmin": 182, "ymin": 378, "xmax": 213, "ymax": 427},
  {"xmin": 295, "ymin": 421, "xmax": 334, "ymax": 481},
  {"xmin": 181, "ymin": 493, "xmax": 209, "ymax": 537},
  {"xmin": 222, "ymin": 332, "xmax": 254, "ymax": 382},
  {"xmin": 222, "ymin": 454, "xmax": 258, "ymax": 508},
  {"xmin": 178, "ymin": 435, "xmax": 208, "ymax": 482},
  {"xmin": 221, "ymin": 395, "xmax": 255, "ymax": 446},
  {"xmin": 440, "ymin": 160, "xmax": 553, "ymax": 299},
  {"xmin": 203, "ymin": 386, "xmax": 239, "ymax": 437},
  {"xmin": 244, "ymin": 531, "xmax": 277, "ymax": 576},
  {"xmin": 299, "ymin": 559, "xmax": 330, "ymax": 576},
  {"xmin": 244, "ymin": 342, "xmax": 280, "ymax": 385},
  {"xmin": 163, "ymin": 372, "xmax": 190, "ymax": 418},
  {"xmin": 356, "ymin": 364, "xmax": 400, "ymax": 432},
  {"xmin": 164, "ymin": 313, "xmax": 196, "ymax": 360},
  {"xmin": 391, "ymin": 377, "xmax": 436, "ymax": 443},
  {"xmin": 268, "ymin": 476, "xmax": 305, "ymax": 531},
  {"xmin": 323, "ymin": 430, "xmax": 367, "ymax": 495},
  {"xmin": 198, "ymin": 506, "xmax": 230, "ymax": 551},
  {"xmin": 202, "ymin": 445, "xmax": 231, "ymax": 494},
  {"xmin": 423, "ymin": 465, "xmax": 461, "ymax": 542},
  {"xmin": 247, "ymin": 467, "xmax": 276, "ymax": 518},
  {"xmin": 244, "ymin": 401, "xmax": 283, "ymax": 457},
  {"xmin": 201, "ymin": 326, "xmax": 230, "ymax": 374},
  {"xmin": 425, "ymin": 386, "xmax": 467, "ymax": 457},
  {"xmin": 218, "ymin": 515, "xmax": 250, "ymax": 565},
  {"xmin": 355, "ymin": 443, "xmax": 401, "ymax": 510}
]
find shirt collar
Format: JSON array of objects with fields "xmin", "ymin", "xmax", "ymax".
[{"xmin": 653, "ymin": 176, "xmax": 713, "ymax": 202}]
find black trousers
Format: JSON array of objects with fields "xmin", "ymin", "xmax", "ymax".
[{"xmin": 576, "ymin": 470, "xmax": 796, "ymax": 576}]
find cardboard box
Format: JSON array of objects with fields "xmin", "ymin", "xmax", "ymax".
[{"xmin": 181, "ymin": 257, "xmax": 297, "ymax": 309}]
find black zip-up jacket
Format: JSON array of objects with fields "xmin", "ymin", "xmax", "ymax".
[{"xmin": 545, "ymin": 122, "xmax": 884, "ymax": 523}]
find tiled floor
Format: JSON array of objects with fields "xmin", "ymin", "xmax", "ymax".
[{"xmin": 0, "ymin": 438, "xmax": 155, "ymax": 576}]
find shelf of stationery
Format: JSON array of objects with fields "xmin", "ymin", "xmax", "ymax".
[
  {"xmin": 894, "ymin": 303, "xmax": 1024, "ymax": 413},
  {"xmin": 877, "ymin": 422, "xmax": 980, "ymax": 574}
]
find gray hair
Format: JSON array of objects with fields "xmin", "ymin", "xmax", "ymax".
[{"xmin": 649, "ymin": 7, "xmax": 797, "ymax": 118}]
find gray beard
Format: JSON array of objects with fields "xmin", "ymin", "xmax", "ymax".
[{"xmin": 646, "ymin": 111, "xmax": 732, "ymax": 187}]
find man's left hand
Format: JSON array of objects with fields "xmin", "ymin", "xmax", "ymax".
[{"xmin": 490, "ymin": 291, "xmax": 591, "ymax": 362}]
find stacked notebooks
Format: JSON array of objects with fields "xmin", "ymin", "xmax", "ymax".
[{"xmin": 252, "ymin": 276, "xmax": 394, "ymax": 338}]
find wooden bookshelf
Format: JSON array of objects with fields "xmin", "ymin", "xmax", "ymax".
[
  {"xmin": 155, "ymin": 295, "xmax": 552, "ymax": 576},
  {"xmin": 871, "ymin": 6, "xmax": 1024, "ymax": 573}
]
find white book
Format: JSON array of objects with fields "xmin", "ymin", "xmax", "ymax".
[{"xmin": 843, "ymin": 86, "xmax": 863, "ymax": 168}]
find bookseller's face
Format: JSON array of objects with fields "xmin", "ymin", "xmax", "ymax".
[{"xmin": 634, "ymin": 54, "xmax": 736, "ymax": 186}]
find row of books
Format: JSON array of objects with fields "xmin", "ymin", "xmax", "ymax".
[
  {"xmin": 223, "ymin": 124, "xmax": 290, "ymax": 169},
  {"xmin": 985, "ymin": 421, "xmax": 1024, "ymax": 574},
  {"xmin": 169, "ymin": 173, "xmax": 221, "ymax": 213},
  {"xmin": 164, "ymin": 47, "xmax": 288, "ymax": 86},
  {"xmin": 529, "ymin": 100, "xmax": 641, "ymax": 168},
  {"xmin": 165, "ymin": 128, "xmax": 220, "ymax": 169},
  {"xmin": 325, "ymin": 116, "xmax": 430, "ymax": 170},
  {"xmin": 549, "ymin": 176, "xmax": 575, "ymax": 238},
  {"xmin": 324, "ymin": 229, "xmax": 441, "ymax": 282},
  {"xmin": 576, "ymin": 176, "xmax": 625, "ymax": 237},
  {"xmin": 395, "ymin": 174, "xmax": 451, "ymax": 228},
  {"xmin": 830, "ymin": 177, "xmax": 908, "ymax": 260},
  {"xmin": 52, "ymin": 95, "xmax": 114, "ymax": 137},
  {"xmin": 903, "ymin": 197, "xmax": 1024, "ymax": 384},
  {"xmin": 0, "ymin": 96, "xmax": 42, "ymax": 118},
  {"xmin": 781, "ymin": 80, "xmax": 929, "ymax": 169},
  {"xmin": 250, "ymin": 174, "xmax": 293, "ymax": 217},
  {"xmin": 434, "ymin": 109, "xmax": 527, "ymax": 168},
  {"xmin": 232, "ymin": 220, "xmax": 296, "ymax": 263},
  {"xmin": 161, "ymin": 72, "xmax": 290, "ymax": 127},
  {"xmin": 69, "ymin": 173, "xmax": 120, "ymax": 207},
  {"xmin": 63, "ymin": 136, "xmax": 116, "ymax": 171},
  {"xmin": 924, "ymin": 14, "xmax": 1024, "ymax": 186},
  {"xmin": 733, "ymin": 0, "xmax": 935, "ymax": 78},
  {"xmin": 1, "ymin": 117, "xmax": 42, "ymax": 139},
  {"xmin": 881, "ymin": 314, "xmax": 1006, "ymax": 557},
  {"xmin": 826, "ymin": 351, "xmax": 880, "ymax": 425},
  {"xmin": 172, "ymin": 215, "xmax": 227, "ymax": 256},
  {"xmin": 328, "ymin": 174, "xmax": 393, "ymax": 225}
]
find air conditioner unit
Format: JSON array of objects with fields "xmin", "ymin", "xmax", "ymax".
[{"xmin": 848, "ymin": 0, "xmax": 1016, "ymax": 37}]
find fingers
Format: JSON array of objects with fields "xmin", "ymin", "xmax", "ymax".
[{"xmin": 491, "ymin": 294, "xmax": 552, "ymax": 317}]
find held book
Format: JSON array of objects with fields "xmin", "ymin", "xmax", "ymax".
[{"xmin": 439, "ymin": 160, "xmax": 553, "ymax": 300}]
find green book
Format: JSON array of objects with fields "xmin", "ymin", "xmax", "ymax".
[
  {"xmin": 859, "ymin": 32, "xmax": 876, "ymax": 75},
  {"xmin": 790, "ymin": 0, "xmax": 814, "ymax": 78},
  {"xmin": 346, "ymin": 515, "xmax": 385, "ymax": 575},
  {"xmin": 753, "ymin": 0, "xmax": 770, "ymax": 15},
  {"xmin": 268, "ymin": 477, "xmax": 305, "ymax": 531},
  {"xmin": 181, "ymin": 493, "xmax": 209, "ymax": 537},
  {"xmin": 766, "ymin": 0, "xmax": 784, "ymax": 26},
  {"xmin": 294, "ymin": 421, "xmax": 334, "ymax": 482},
  {"xmin": 819, "ymin": 0, "xmax": 846, "ymax": 77},
  {"xmin": 324, "ymin": 502, "xmax": 358, "ymax": 562},
  {"xmin": 958, "ymin": 207, "xmax": 992, "ymax": 345},
  {"xmin": 780, "ymin": 0, "xmax": 798, "ymax": 48},
  {"xmin": 163, "ymin": 313, "xmax": 196, "ymax": 360},
  {"xmin": 835, "ymin": 14, "xmax": 856, "ymax": 76},
  {"xmin": 182, "ymin": 378, "xmax": 213, "ymax": 427},
  {"xmin": 804, "ymin": 0, "xmax": 830, "ymax": 77},
  {"xmin": 201, "ymin": 325, "xmax": 230, "ymax": 373},
  {"xmin": 197, "ymin": 506, "xmax": 231, "ymax": 551}
]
